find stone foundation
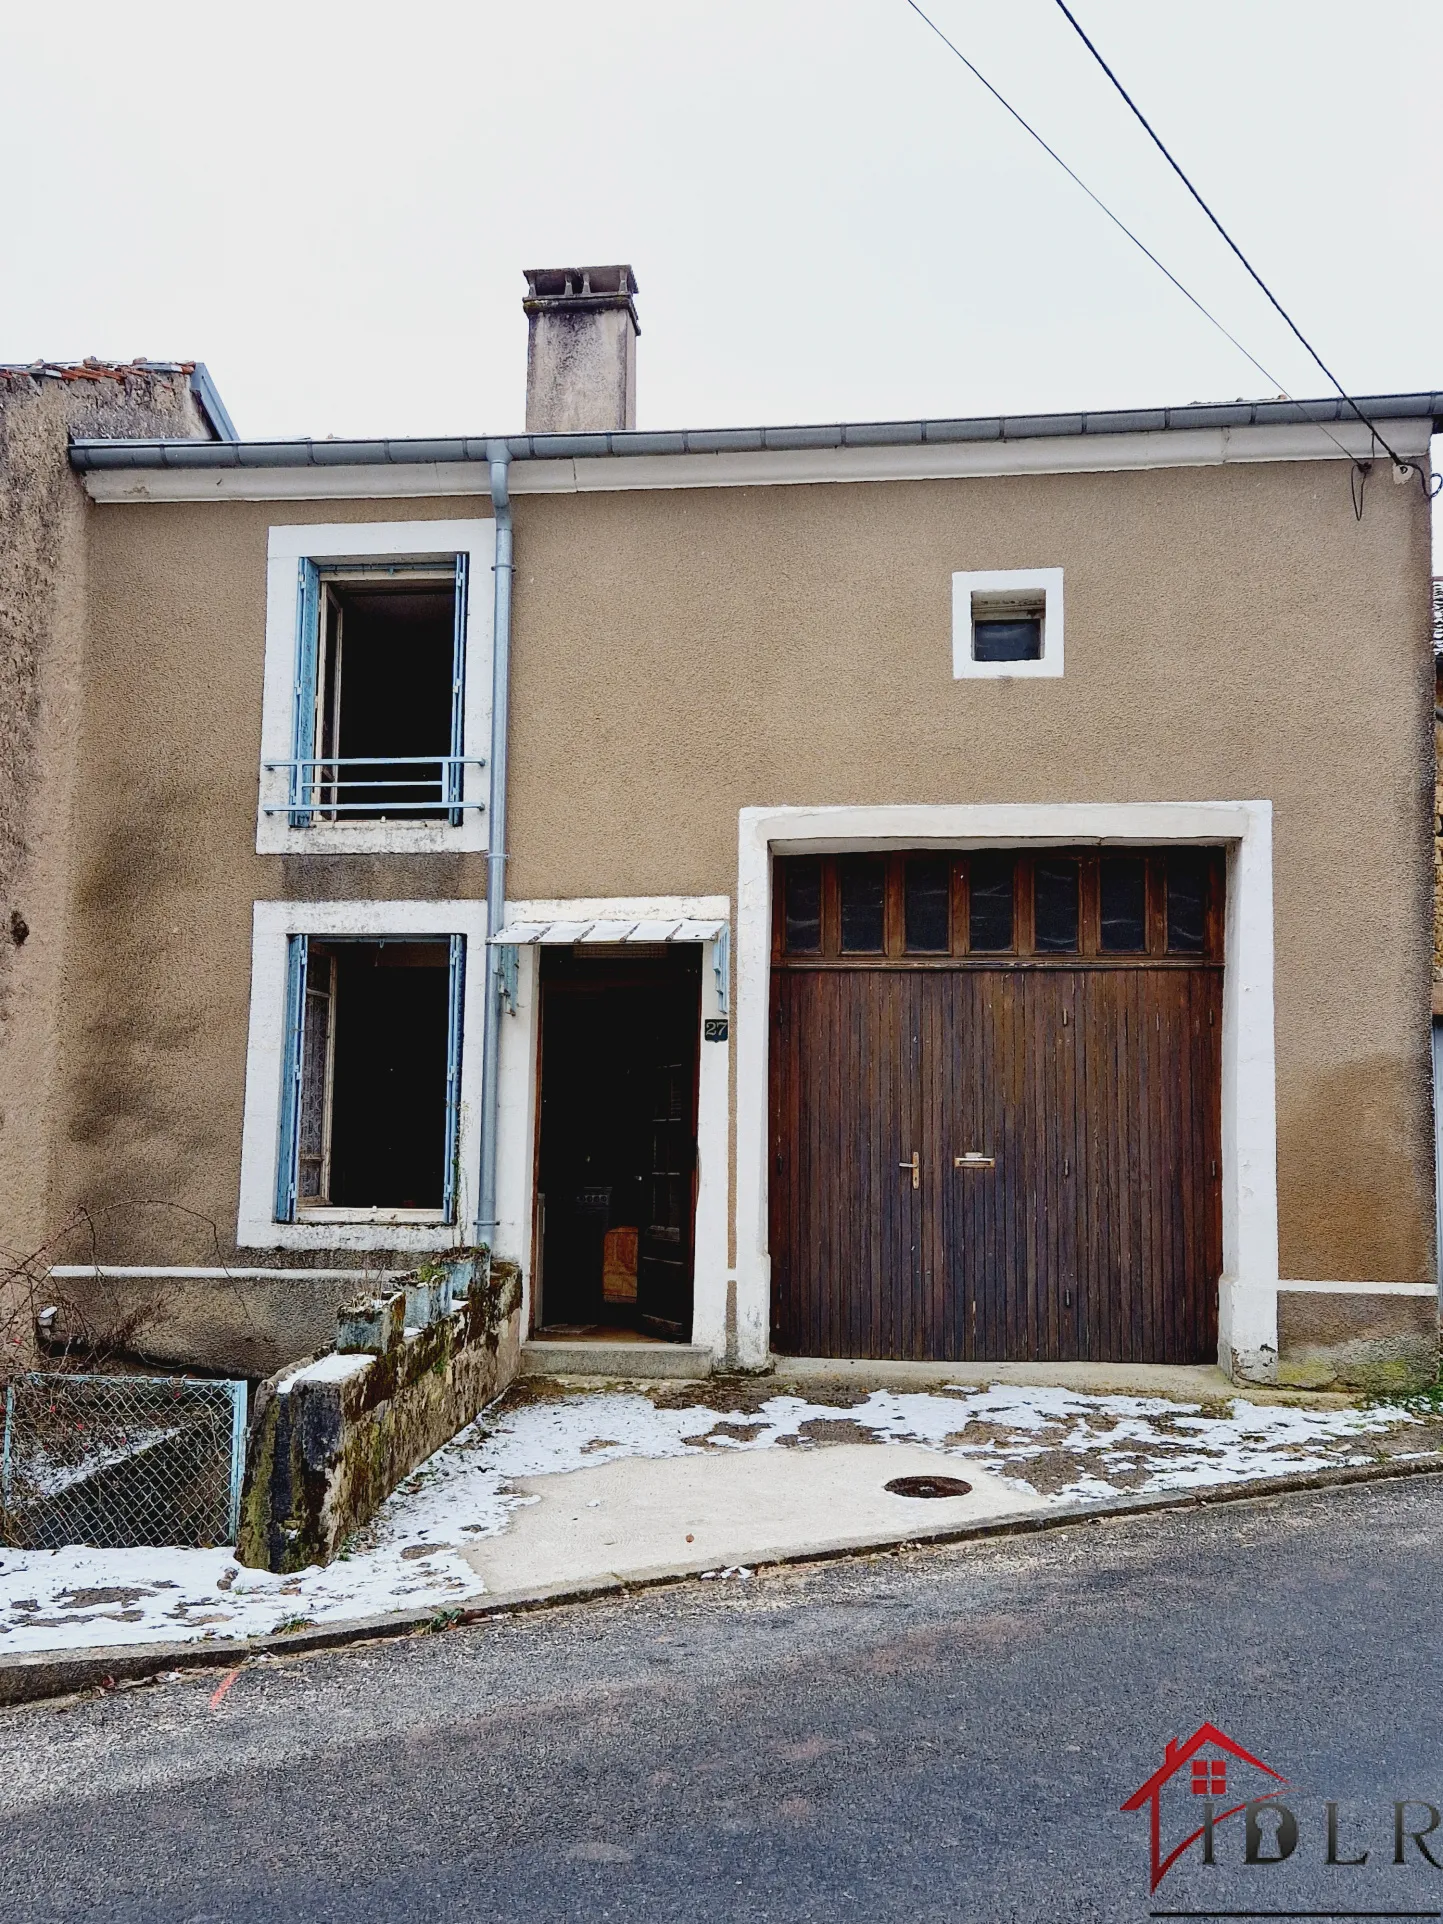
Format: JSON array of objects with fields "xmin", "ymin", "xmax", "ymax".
[{"xmin": 1276, "ymin": 1287, "xmax": 1438, "ymax": 1394}]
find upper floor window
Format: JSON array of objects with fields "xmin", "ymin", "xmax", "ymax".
[
  {"xmin": 952, "ymin": 567, "xmax": 1064, "ymax": 680},
  {"xmin": 256, "ymin": 521, "xmax": 493, "ymax": 854},
  {"xmin": 300, "ymin": 560, "xmax": 467, "ymax": 826}
]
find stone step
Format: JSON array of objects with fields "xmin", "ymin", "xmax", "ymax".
[{"xmin": 519, "ymin": 1340, "xmax": 714, "ymax": 1381}]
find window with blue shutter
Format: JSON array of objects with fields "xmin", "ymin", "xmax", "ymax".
[
  {"xmin": 275, "ymin": 933, "xmax": 309, "ymax": 1221},
  {"xmin": 289, "ymin": 562, "xmax": 321, "ymax": 827}
]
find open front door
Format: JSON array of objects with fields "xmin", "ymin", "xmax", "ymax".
[{"xmin": 535, "ymin": 946, "xmax": 701, "ymax": 1341}]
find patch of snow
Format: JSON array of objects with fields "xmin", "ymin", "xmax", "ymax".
[
  {"xmin": 0, "ymin": 1383, "xmax": 1419, "ymax": 1656},
  {"xmin": 275, "ymin": 1352, "xmax": 373, "ymax": 1394}
]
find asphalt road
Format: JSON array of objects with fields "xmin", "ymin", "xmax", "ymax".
[{"xmin": 3, "ymin": 1477, "xmax": 1443, "ymax": 1924}]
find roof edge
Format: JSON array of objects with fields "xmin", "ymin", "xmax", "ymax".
[
  {"xmin": 68, "ymin": 392, "xmax": 1443, "ymax": 473},
  {"xmin": 188, "ymin": 364, "xmax": 238, "ymax": 443}
]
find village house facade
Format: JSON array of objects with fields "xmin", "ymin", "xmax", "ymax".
[{"xmin": 2, "ymin": 273, "xmax": 1439, "ymax": 1391}]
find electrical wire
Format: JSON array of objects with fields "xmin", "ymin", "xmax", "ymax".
[
  {"xmin": 1048, "ymin": 0, "xmax": 1418, "ymax": 478},
  {"xmin": 899, "ymin": 0, "xmax": 1411, "ymax": 483}
]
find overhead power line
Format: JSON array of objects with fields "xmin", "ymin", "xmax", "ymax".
[
  {"xmin": 1047, "ymin": 0, "xmax": 1415, "ymax": 476},
  {"xmin": 899, "ymin": 0, "xmax": 1427, "ymax": 491}
]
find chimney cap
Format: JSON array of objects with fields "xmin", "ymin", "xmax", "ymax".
[{"xmin": 522, "ymin": 264, "xmax": 640, "ymax": 335}]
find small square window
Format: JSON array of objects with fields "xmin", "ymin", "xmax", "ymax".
[
  {"xmin": 953, "ymin": 569, "xmax": 1064, "ymax": 679},
  {"xmin": 972, "ymin": 596, "xmax": 1044, "ymax": 664}
]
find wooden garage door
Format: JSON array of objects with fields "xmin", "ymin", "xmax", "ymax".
[{"xmin": 769, "ymin": 849, "xmax": 1223, "ymax": 1363}]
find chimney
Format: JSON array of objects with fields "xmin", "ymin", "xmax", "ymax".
[{"xmin": 523, "ymin": 265, "xmax": 640, "ymax": 433}]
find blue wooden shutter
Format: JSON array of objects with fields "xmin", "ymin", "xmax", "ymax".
[
  {"xmin": 442, "ymin": 933, "xmax": 466, "ymax": 1222},
  {"xmin": 447, "ymin": 554, "xmax": 468, "ymax": 826},
  {"xmin": 290, "ymin": 558, "xmax": 321, "ymax": 827},
  {"xmin": 275, "ymin": 933, "xmax": 309, "ymax": 1222}
]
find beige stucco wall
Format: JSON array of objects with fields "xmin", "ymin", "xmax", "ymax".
[
  {"xmin": 501, "ymin": 459, "xmax": 1435, "ymax": 1287},
  {"xmin": 47, "ymin": 496, "xmax": 490, "ymax": 1272},
  {"xmin": 34, "ymin": 452, "xmax": 1438, "ymax": 1306}
]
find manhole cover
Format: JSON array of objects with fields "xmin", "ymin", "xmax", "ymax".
[{"xmin": 885, "ymin": 1474, "xmax": 973, "ymax": 1500}]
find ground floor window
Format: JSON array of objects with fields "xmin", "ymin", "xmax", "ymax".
[{"xmin": 275, "ymin": 933, "xmax": 465, "ymax": 1224}]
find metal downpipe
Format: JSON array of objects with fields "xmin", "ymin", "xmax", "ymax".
[{"xmin": 477, "ymin": 443, "xmax": 513, "ymax": 1247}]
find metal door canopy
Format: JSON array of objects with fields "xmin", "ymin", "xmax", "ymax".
[{"xmin": 489, "ymin": 917, "xmax": 726, "ymax": 944}]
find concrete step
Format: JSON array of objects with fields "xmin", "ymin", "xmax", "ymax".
[{"xmin": 520, "ymin": 1339, "xmax": 714, "ymax": 1381}]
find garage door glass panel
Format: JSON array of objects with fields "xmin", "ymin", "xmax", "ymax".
[
  {"xmin": 1034, "ymin": 858, "xmax": 1079, "ymax": 952},
  {"xmin": 968, "ymin": 854, "xmax": 1015, "ymax": 952},
  {"xmin": 1167, "ymin": 853, "xmax": 1207, "ymax": 953},
  {"xmin": 784, "ymin": 859, "xmax": 822, "ymax": 953},
  {"xmin": 905, "ymin": 857, "xmax": 951, "ymax": 952},
  {"xmin": 1099, "ymin": 856, "xmax": 1146, "ymax": 953},
  {"xmin": 839, "ymin": 856, "xmax": 886, "ymax": 952}
]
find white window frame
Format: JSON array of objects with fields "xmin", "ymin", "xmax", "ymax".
[
  {"xmin": 237, "ymin": 899, "xmax": 488, "ymax": 1250},
  {"xmin": 952, "ymin": 567, "xmax": 1064, "ymax": 680},
  {"xmin": 257, "ymin": 520, "xmax": 495, "ymax": 854}
]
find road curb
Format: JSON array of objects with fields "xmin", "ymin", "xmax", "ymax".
[{"xmin": 3, "ymin": 1449, "xmax": 1440, "ymax": 1709}]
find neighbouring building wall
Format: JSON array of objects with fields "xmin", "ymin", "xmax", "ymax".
[{"xmin": 0, "ymin": 366, "xmax": 215, "ymax": 1338}]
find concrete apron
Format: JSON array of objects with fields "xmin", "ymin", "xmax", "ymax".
[
  {"xmin": 463, "ymin": 1443, "xmax": 1045, "ymax": 1599},
  {"xmin": 770, "ymin": 1357, "xmax": 1355, "ymax": 1408},
  {"xmin": 528, "ymin": 1355, "xmax": 1354, "ymax": 1410}
]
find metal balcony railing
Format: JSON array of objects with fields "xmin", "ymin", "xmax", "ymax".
[{"xmin": 263, "ymin": 755, "xmax": 487, "ymax": 824}]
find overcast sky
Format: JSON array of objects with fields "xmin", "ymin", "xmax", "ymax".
[{"xmin": 3, "ymin": 0, "xmax": 1438, "ymax": 473}]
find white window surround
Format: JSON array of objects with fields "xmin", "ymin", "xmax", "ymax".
[
  {"xmin": 734, "ymin": 802, "xmax": 1282, "ymax": 1380},
  {"xmin": 237, "ymin": 899, "xmax": 488, "ymax": 1250},
  {"xmin": 492, "ymin": 896, "xmax": 732, "ymax": 1355},
  {"xmin": 256, "ymin": 520, "xmax": 495, "ymax": 855},
  {"xmin": 952, "ymin": 568, "xmax": 1063, "ymax": 680}
]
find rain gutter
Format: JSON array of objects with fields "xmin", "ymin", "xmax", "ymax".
[
  {"xmin": 477, "ymin": 442, "xmax": 513, "ymax": 1249},
  {"xmin": 68, "ymin": 393, "xmax": 1443, "ymax": 473}
]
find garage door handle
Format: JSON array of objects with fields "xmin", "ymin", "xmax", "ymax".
[
  {"xmin": 899, "ymin": 1152, "xmax": 920, "ymax": 1189},
  {"xmin": 954, "ymin": 1153, "xmax": 995, "ymax": 1169}
]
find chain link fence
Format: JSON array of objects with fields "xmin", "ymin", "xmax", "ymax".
[{"xmin": 0, "ymin": 1374, "xmax": 247, "ymax": 1550}]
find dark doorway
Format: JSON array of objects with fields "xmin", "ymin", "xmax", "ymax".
[
  {"xmin": 301, "ymin": 939, "xmax": 450, "ymax": 1211},
  {"xmin": 535, "ymin": 947, "xmax": 701, "ymax": 1341},
  {"xmin": 316, "ymin": 570, "xmax": 457, "ymax": 819}
]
